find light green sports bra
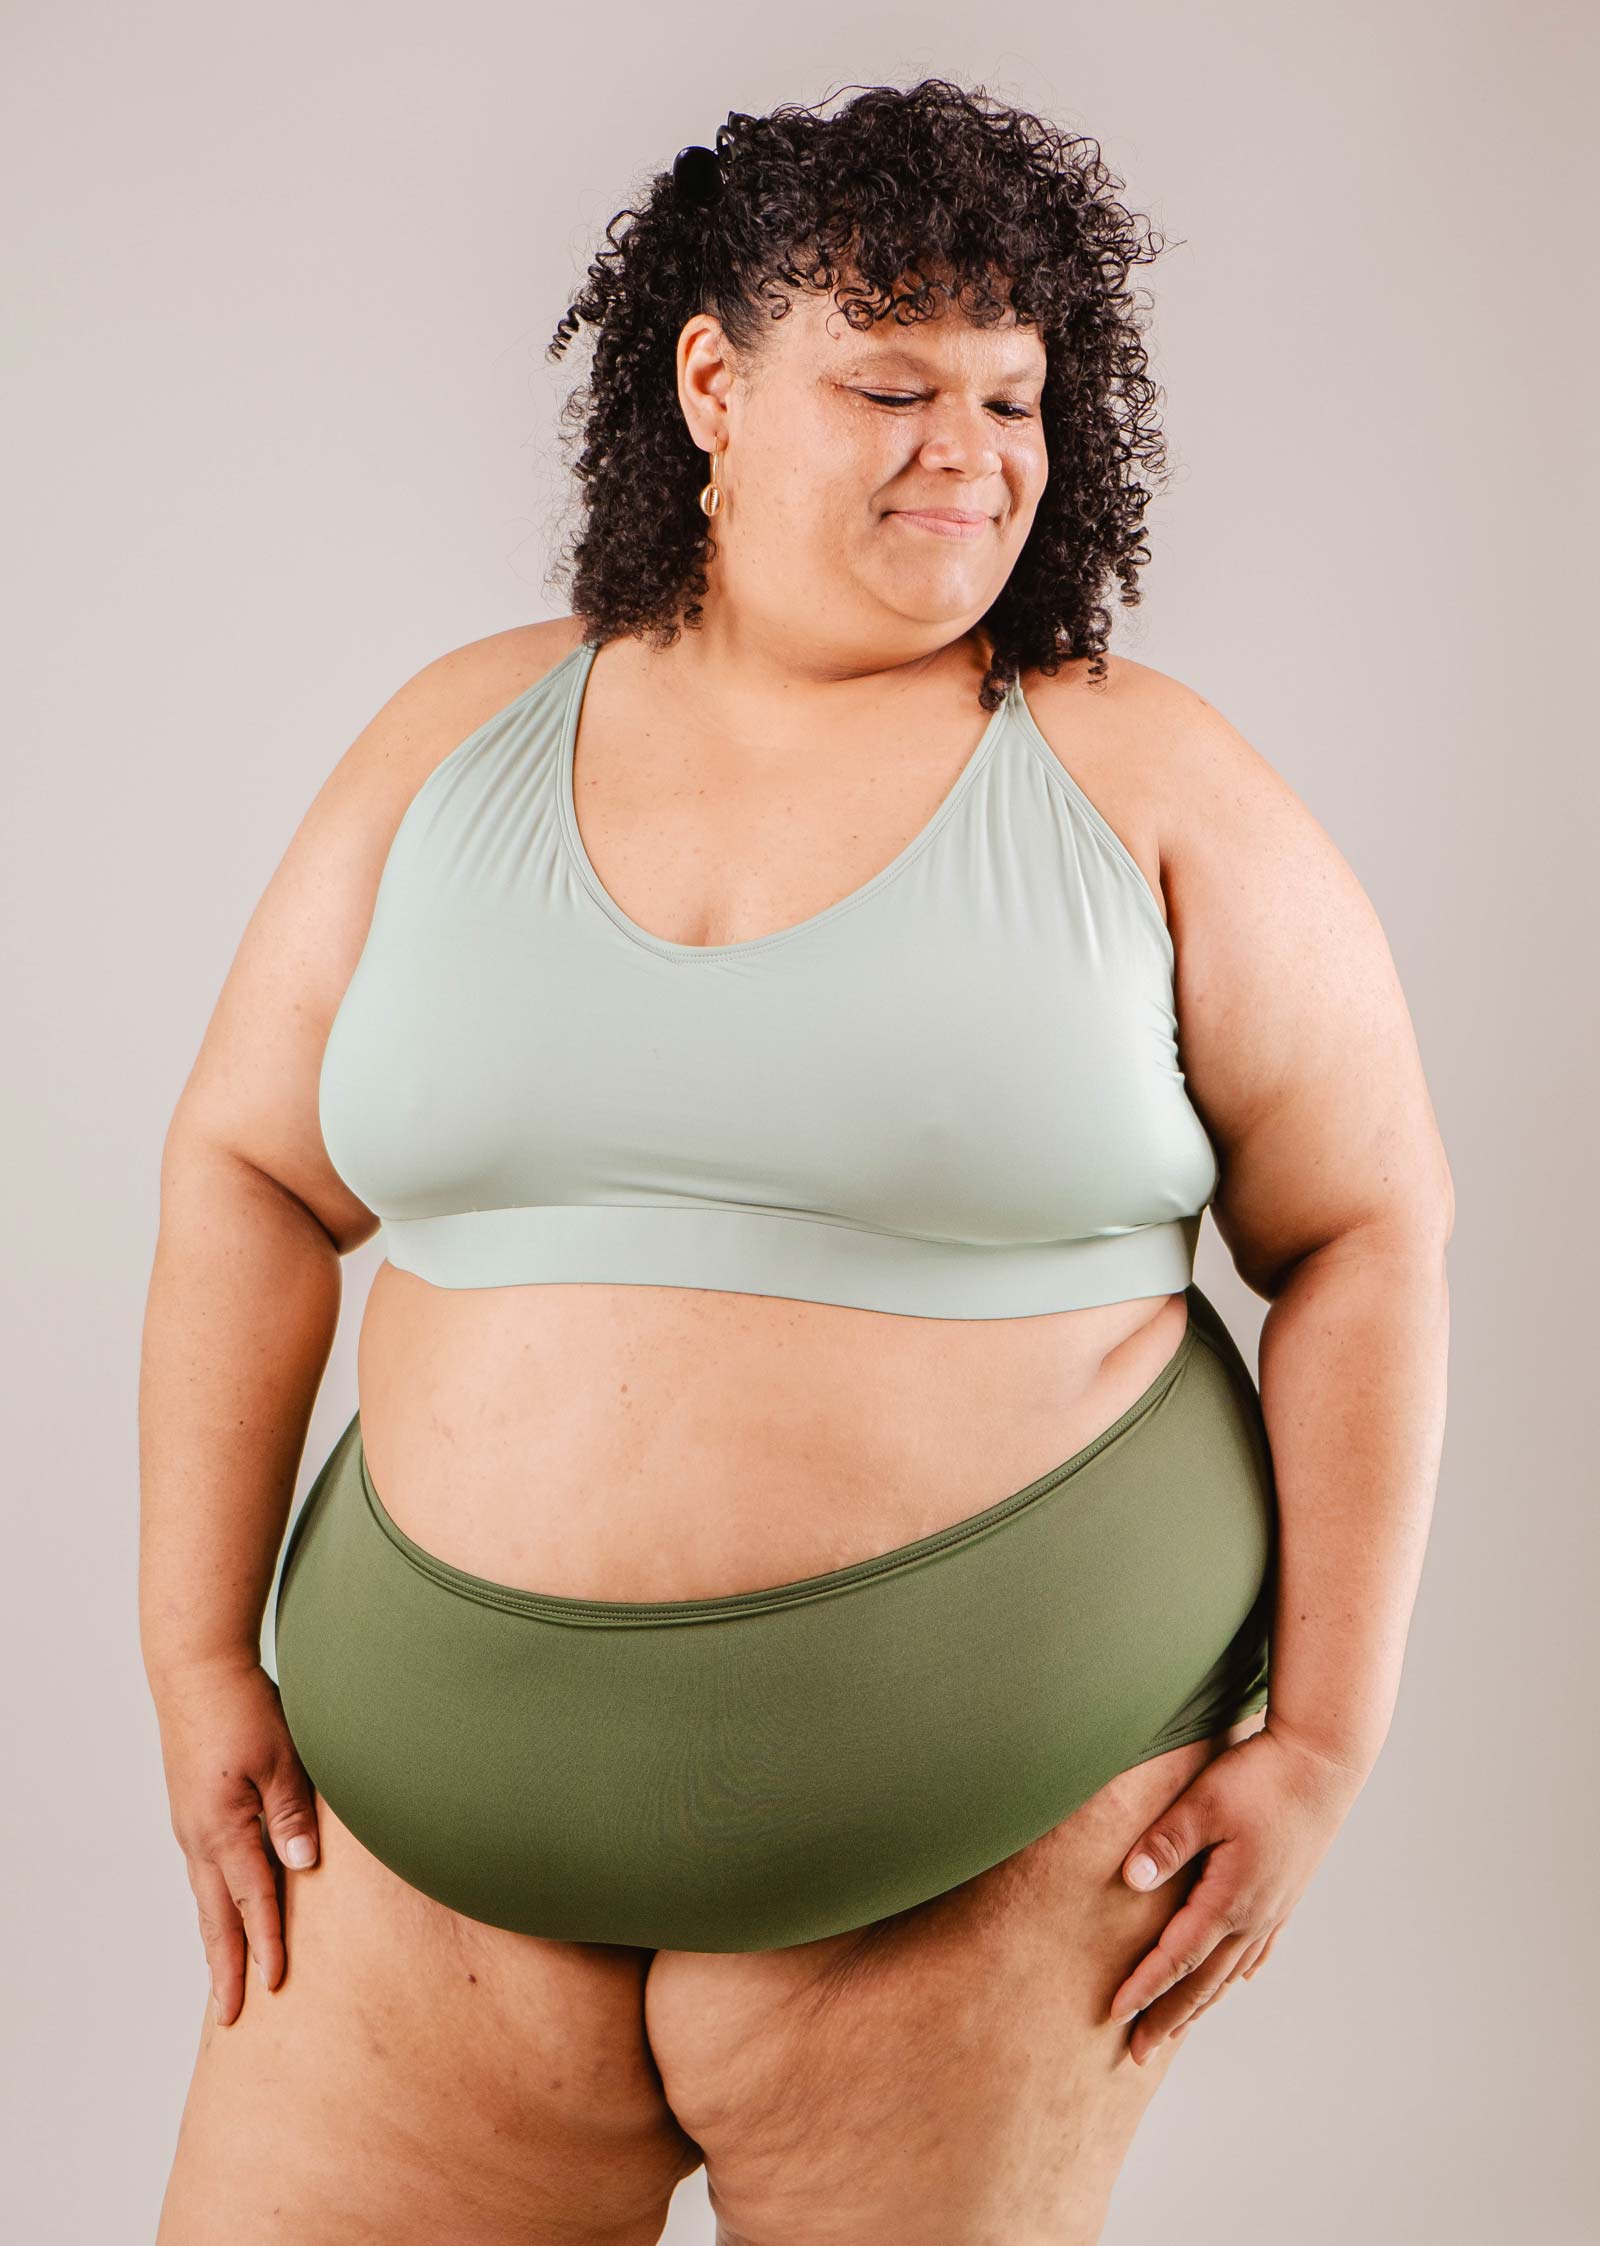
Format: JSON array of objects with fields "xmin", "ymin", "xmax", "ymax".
[{"xmin": 318, "ymin": 638, "xmax": 1219, "ymax": 1318}]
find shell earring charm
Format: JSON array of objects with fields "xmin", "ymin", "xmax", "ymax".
[{"xmin": 698, "ymin": 443, "xmax": 725, "ymax": 518}]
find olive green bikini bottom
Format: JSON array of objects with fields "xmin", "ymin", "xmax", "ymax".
[{"xmin": 270, "ymin": 1282, "xmax": 1276, "ymax": 1954}]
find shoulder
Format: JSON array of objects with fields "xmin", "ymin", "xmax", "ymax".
[
  {"xmin": 300, "ymin": 610, "xmax": 590, "ymax": 992},
  {"xmin": 1018, "ymin": 649, "xmax": 1294, "ymax": 820},
  {"xmin": 417, "ymin": 610, "xmax": 591, "ymax": 717},
  {"xmin": 345, "ymin": 612, "xmax": 590, "ymax": 811},
  {"xmin": 1017, "ymin": 649, "xmax": 1313, "ymax": 895},
  {"xmin": 1010, "ymin": 652, "xmax": 1210, "ymax": 936}
]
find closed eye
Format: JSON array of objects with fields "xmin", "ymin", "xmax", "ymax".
[{"xmin": 859, "ymin": 391, "xmax": 1034, "ymax": 420}]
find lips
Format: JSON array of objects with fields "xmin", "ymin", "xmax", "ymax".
[{"xmin": 891, "ymin": 508, "xmax": 993, "ymax": 540}]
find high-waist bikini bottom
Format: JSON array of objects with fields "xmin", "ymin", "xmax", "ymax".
[{"xmin": 269, "ymin": 1281, "xmax": 1276, "ymax": 1954}]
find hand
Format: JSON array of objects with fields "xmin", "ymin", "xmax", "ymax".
[
  {"xmin": 1106, "ymin": 1722, "xmax": 1368, "ymax": 2065},
  {"xmin": 151, "ymin": 1654, "xmax": 321, "ymax": 2027}
]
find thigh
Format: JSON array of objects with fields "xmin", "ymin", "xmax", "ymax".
[
  {"xmin": 643, "ymin": 1719, "xmax": 1261, "ymax": 2246},
  {"xmin": 157, "ymin": 1792, "xmax": 704, "ymax": 2246}
]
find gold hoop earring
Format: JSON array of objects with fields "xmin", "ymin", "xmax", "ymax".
[{"xmin": 698, "ymin": 443, "xmax": 724, "ymax": 519}]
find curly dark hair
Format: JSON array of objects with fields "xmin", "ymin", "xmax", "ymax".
[{"xmin": 545, "ymin": 77, "xmax": 1173, "ymax": 708}]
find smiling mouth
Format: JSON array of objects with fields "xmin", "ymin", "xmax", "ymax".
[{"xmin": 890, "ymin": 509, "xmax": 993, "ymax": 541}]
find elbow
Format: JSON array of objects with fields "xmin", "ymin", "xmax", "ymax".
[
  {"xmin": 1241, "ymin": 1179, "xmax": 1455, "ymax": 1303},
  {"xmin": 1291, "ymin": 1198, "xmax": 1455, "ymax": 1293}
]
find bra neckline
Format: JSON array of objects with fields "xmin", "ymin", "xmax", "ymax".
[{"xmin": 555, "ymin": 638, "xmax": 1018, "ymax": 963}]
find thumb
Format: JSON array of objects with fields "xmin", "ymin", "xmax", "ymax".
[
  {"xmin": 259, "ymin": 1765, "xmax": 321, "ymax": 1872},
  {"xmin": 1122, "ymin": 1804, "xmax": 1207, "ymax": 1892}
]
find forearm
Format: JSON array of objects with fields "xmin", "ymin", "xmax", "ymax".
[
  {"xmin": 1255, "ymin": 1222, "xmax": 1451, "ymax": 1780},
  {"xmin": 138, "ymin": 1135, "xmax": 342, "ymax": 1696}
]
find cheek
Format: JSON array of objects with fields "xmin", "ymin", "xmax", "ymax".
[
  {"xmin": 736, "ymin": 437, "xmax": 864, "ymax": 539},
  {"xmin": 1004, "ymin": 450, "xmax": 1049, "ymax": 537},
  {"xmin": 775, "ymin": 460, "xmax": 892, "ymax": 554},
  {"xmin": 1013, "ymin": 433, "xmax": 1049, "ymax": 500}
]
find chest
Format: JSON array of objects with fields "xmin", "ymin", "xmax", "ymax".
[
  {"xmin": 318, "ymin": 696, "xmax": 1215, "ymax": 1252},
  {"xmin": 567, "ymin": 688, "xmax": 1166, "ymax": 956}
]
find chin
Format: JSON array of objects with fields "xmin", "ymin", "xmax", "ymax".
[{"xmin": 876, "ymin": 585, "xmax": 995, "ymax": 630}]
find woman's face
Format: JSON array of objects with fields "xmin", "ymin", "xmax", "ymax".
[{"xmin": 678, "ymin": 279, "xmax": 1050, "ymax": 654}]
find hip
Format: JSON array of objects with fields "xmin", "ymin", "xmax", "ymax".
[{"xmin": 268, "ymin": 1281, "xmax": 1278, "ymax": 1951}]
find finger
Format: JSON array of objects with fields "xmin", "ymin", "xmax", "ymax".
[
  {"xmin": 1229, "ymin": 1931, "xmax": 1271, "ymax": 1984},
  {"xmin": 1242, "ymin": 1924, "xmax": 1281, "ymax": 1979},
  {"xmin": 1127, "ymin": 1930, "xmax": 1252, "ymax": 2063},
  {"xmin": 1209, "ymin": 1936, "xmax": 1263, "ymax": 1996},
  {"xmin": 219, "ymin": 1827, "xmax": 289, "ymax": 1995},
  {"xmin": 1160, "ymin": 1921, "xmax": 1269, "ymax": 2030},
  {"xmin": 1121, "ymin": 1802, "xmax": 1214, "ymax": 1897},
  {"xmin": 1177, "ymin": 1976, "xmax": 1234, "ymax": 2033},
  {"xmin": 1166, "ymin": 1974, "xmax": 1236, "ymax": 2049},
  {"xmin": 187, "ymin": 1855, "xmax": 248, "ymax": 2026},
  {"xmin": 260, "ymin": 1763, "xmax": 320, "ymax": 1874},
  {"xmin": 1109, "ymin": 1874, "xmax": 1249, "ymax": 2024},
  {"xmin": 1130, "ymin": 1937, "xmax": 1250, "ymax": 2063}
]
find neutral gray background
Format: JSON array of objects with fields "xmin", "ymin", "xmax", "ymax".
[{"xmin": 5, "ymin": 4, "xmax": 1594, "ymax": 2240}]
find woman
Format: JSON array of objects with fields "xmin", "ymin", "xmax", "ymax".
[{"xmin": 142, "ymin": 80, "xmax": 1453, "ymax": 2245}]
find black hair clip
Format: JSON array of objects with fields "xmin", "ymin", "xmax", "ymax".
[{"xmin": 672, "ymin": 143, "xmax": 724, "ymax": 208}]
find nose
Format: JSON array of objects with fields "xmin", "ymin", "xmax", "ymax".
[{"xmin": 911, "ymin": 398, "xmax": 1005, "ymax": 479}]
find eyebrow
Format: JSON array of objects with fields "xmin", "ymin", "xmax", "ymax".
[{"xmin": 844, "ymin": 347, "xmax": 1044, "ymax": 386}]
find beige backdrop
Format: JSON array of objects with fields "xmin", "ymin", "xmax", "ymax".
[{"xmin": 4, "ymin": 3, "xmax": 1593, "ymax": 2239}]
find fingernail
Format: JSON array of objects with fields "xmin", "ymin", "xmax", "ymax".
[
  {"xmin": 256, "ymin": 1955, "xmax": 269, "ymax": 1989},
  {"xmin": 284, "ymin": 1835, "xmax": 315, "ymax": 1869},
  {"xmin": 1128, "ymin": 1854, "xmax": 1159, "ymax": 1889}
]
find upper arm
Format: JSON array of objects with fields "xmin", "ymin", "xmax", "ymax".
[
  {"xmin": 162, "ymin": 614, "xmax": 585, "ymax": 1250},
  {"xmin": 1143, "ymin": 674, "xmax": 1455, "ymax": 1296}
]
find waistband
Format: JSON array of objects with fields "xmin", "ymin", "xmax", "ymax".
[{"xmin": 377, "ymin": 1206, "xmax": 1205, "ymax": 1319}]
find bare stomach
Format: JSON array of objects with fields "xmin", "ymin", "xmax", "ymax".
[{"xmin": 352, "ymin": 1271, "xmax": 1192, "ymax": 1603}]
